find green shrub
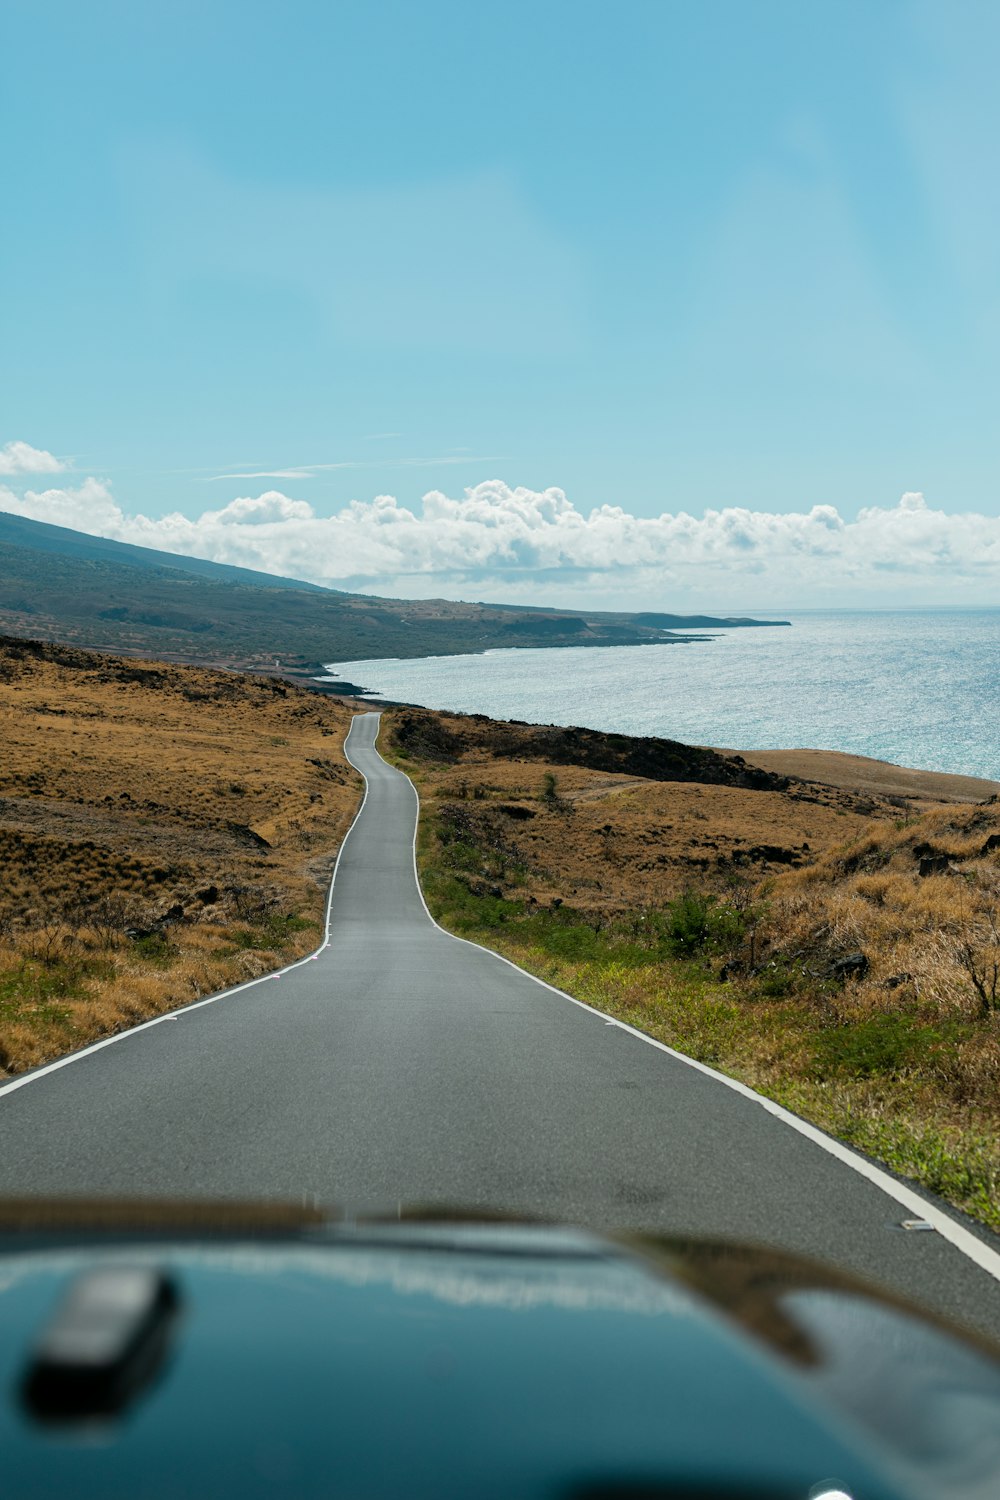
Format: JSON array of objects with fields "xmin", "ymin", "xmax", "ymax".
[
  {"xmin": 0, "ymin": 954, "xmax": 113, "ymax": 1024},
  {"xmin": 665, "ymin": 891, "xmax": 746, "ymax": 958},
  {"xmin": 422, "ymin": 873, "xmax": 521, "ymax": 933},
  {"xmin": 755, "ymin": 959, "xmax": 810, "ymax": 999},
  {"xmin": 528, "ymin": 914, "xmax": 602, "ymax": 962},
  {"xmin": 810, "ymin": 1012, "xmax": 957, "ymax": 1079},
  {"xmin": 756, "ymin": 964, "xmax": 792, "ymax": 998},
  {"xmin": 224, "ymin": 912, "xmax": 313, "ymax": 953},
  {"xmin": 129, "ymin": 931, "xmax": 176, "ymax": 968}
]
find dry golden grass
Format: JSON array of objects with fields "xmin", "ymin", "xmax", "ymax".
[
  {"xmin": 0, "ymin": 637, "xmax": 361, "ymax": 1073},
  {"xmin": 726, "ymin": 747, "xmax": 1000, "ymax": 806},
  {"xmin": 766, "ymin": 802, "xmax": 1000, "ymax": 1021},
  {"xmin": 392, "ymin": 725, "xmax": 906, "ymax": 917}
]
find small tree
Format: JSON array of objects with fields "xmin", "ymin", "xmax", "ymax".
[
  {"xmin": 85, "ymin": 895, "xmax": 135, "ymax": 948},
  {"xmin": 539, "ymin": 771, "xmax": 571, "ymax": 815},
  {"xmin": 666, "ymin": 891, "xmax": 717, "ymax": 957},
  {"xmin": 956, "ymin": 902, "xmax": 1000, "ymax": 1017},
  {"xmin": 720, "ymin": 872, "xmax": 770, "ymax": 969}
]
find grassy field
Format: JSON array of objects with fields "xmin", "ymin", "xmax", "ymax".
[
  {"xmin": 0, "ymin": 636, "xmax": 361, "ymax": 1074},
  {"xmin": 386, "ymin": 708, "xmax": 1000, "ymax": 1231}
]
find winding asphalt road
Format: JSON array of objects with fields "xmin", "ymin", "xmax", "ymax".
[{"xmin": 2, "ymin": 712, "xmax": 1000, "ymax": 1337}]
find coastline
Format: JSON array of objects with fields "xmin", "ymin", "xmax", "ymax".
[
  {"xmin": 19, "ymin": 633, "xmax": 995, "ymax": 808},
  {"xmin": 322, "ymin": 611, "xmax": 1000, "ymax": 786}
]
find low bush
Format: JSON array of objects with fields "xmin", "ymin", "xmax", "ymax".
[
  {"xmin": 223, "ymin": 911, "xmax": 314, "ymax": 953},
  {"xmin": 664, "ymin": 890, "xmax": 747, "ymax": 958},
  {"xmin": 435, "ymin": 804, "xmax": 528, "ymax": 885},
  {"xmin": 810, "ymin": 1012, "xmax": 961, "ymax": 1079},
  {"xmin": 129, "ymin": 931, "xmax": 177, "ymax": 967}
]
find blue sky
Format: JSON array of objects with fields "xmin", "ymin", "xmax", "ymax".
[{"xmin": 4, "ymin": 1, "xmax": 1000, "ymax": 607}]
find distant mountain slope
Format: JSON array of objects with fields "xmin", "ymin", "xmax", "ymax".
[
  {"xmin": 0, "ymin": 510, "xmax": 326, "ymax": 592},
  {"xmin": 0, "ymin": 509, "xmax": 789, "ymax": 676}
]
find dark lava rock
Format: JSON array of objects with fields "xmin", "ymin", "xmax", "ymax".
[
  {"xmin": 227, "ymin": 822, "xmax": 272, "ymax": 850},
  {"xmin": 918, "ymin": 853, "xmax": 953, "ymax": 877},
  {"xmin": 829, "ymin": 952, "xmax": 869, "ymax": 982},
  {"xmin": 746, "ymin": 844, "xmax": 801, "ymax": 865},
  {"xmin": 391, "ymin": 713, "xmax": 465, "ymax": 763},
  {"xmin": 307, "ymin": 757, "xmax": 341, "ymax": 781},
  {"xmin": 982, "ymin": 834, "xmax": 1000, "ymax": 854},
  {"xmin": 390, "ymin": 709, "xmax": 790, "ymax": 792}
]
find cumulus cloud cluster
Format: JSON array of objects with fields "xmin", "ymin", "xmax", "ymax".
[
  {"xmin": 2, "ymin": 450, "xmax": 998, "ymax": 608},
  {"xmin": 0, "ymin": 441, "xmax": 64, "ymax": 476}
]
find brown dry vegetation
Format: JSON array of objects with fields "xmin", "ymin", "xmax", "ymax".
[
  {"xmin": 387, "ymin": 706, "xmax": 1000, "ymax": 1230},
  {"xmin": 0, "ymin": 636, "xmax": 360, "ymax": 1074},
  {"xmin": 766, "ymin": 804, "xmax": 1000, "ymax": 1017},
  {"xmin": 388, "ymin": 707, "xmax": 912, "ymax": 912},
  {"xmin": 729, "ymin": 746, "xmax": 1000, "ymax": 806}
]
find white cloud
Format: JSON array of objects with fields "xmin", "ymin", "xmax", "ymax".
[
  {"xmin": 4, "ymin": 471, "xmax": 1000, "ymax": 609},
  {"xmin": 208, "ymin": 469, "xmax": 317, "ymax": 482},
  {"xmin": 206, "ymin": 455, "xmax": 507, "ymax": 481},
  {"xmin": 3, "ymin": 477, "xmax": 120, "ymax": 530},
  {"xmin": 0, "ymin": 441, "xmax": 65, "ymax": 475},
  {"xmin": 208, "ymin": 492, "xmax": 315, "ymax": 526}
]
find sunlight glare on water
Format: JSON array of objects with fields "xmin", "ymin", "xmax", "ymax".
[{"xmin": 328, "ymin": 610, "xmax": 1000, "ymax": 781}]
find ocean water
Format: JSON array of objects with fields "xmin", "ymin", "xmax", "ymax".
[{"xmin": 327, "ymin": 610, "xmax": 1000, "ymax": 781}]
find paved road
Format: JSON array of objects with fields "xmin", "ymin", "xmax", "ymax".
[{"xmin": 3, "ymin": 712, "xmax": 1000, "ymax": 1337}]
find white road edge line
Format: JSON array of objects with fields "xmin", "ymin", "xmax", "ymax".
[
  {"xmin": 374, "ymin": 716, "xmax": 1000, "ymax": 1289},
  {"xmin": 0, "ymin": 713, "xmax": 373, "ymax": 1104}
]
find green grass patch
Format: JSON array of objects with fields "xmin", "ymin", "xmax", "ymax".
[
  {"xmin": 810, "ymin": 1012, "xmax": 968, "ymax": 1080},
  {"xmin": 128, "ymin": 931, "xmax": 177, "ymax": 968},
  {"xmin": 837, "ymin": 1114, "xmax": 1000, "ymax": 1229},
  {"xmin": 221, "ymin": 911, "xmax": 315, "ymax": 954},
  {"xmin": 772, "ymin": 1078, "xmax": 1000, "ymax": 1231},
  {"xmin": 0, "ymin": 954, "xmax": 114, "ymax": 1026}
]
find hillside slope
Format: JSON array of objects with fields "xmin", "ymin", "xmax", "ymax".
[
  {"xmin": 0, "ymin": 509, "xmax": 788, "ymax": 671},
  {"xmin": 0, "ymin": 635, "xmax": 359, "ymax": 1073},
  {"xmin": 0, "ymin": 509, "xmax": 327, "ymax": 591}
]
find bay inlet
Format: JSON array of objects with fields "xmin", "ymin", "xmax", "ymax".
[{"xmin": 325, "ymin": 609, "xmax": 1000, "ymax": 782}]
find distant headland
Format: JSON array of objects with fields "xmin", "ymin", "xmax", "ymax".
[{"xmin": 0, "ymin": 509, "xmax": 789, "ymax": 680}]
